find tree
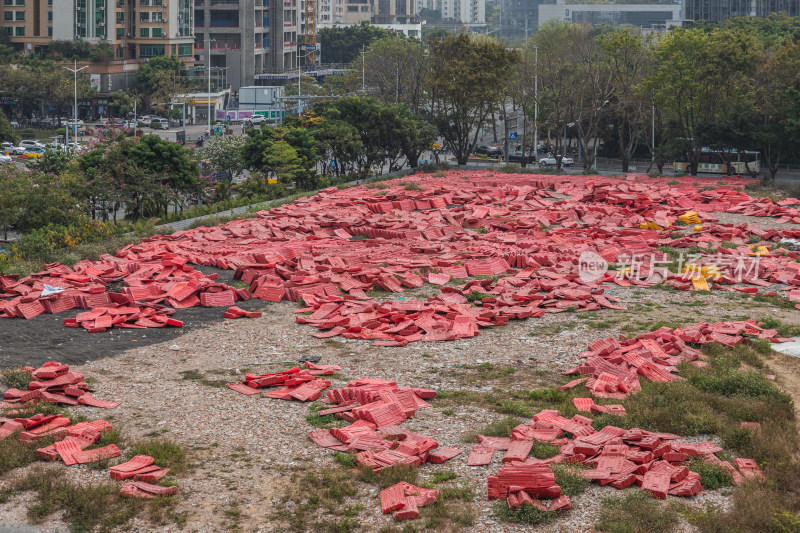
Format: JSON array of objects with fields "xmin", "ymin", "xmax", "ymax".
[
  {"xmin": 90, "ymin": 41, "xmax": 114, "ymax": 63},
  {"xmin": 110, "ymin": 92, "xmax": 141, "ymax": 117},
  {"xmin": 262, "ymin": 139, "xmax": 301, "ymax": 185},
  {"xmin": 318, "ymin": 23, "xmax": 393, "ymax": 64},
  {"xmin": 426, "ymin": 34, "xmax": 520, "ymax": 165},
  {"xmin": 135, "ymin": 56, "xmax": 185, "ymax": 108},
  {"xmin": 0, "ymin": 112, "xmax": 18, "ymax": 144},
  {"xmin": 360, "ymin": 35, "xmax": 429, "ymax": 112},
  {"xmin": 599, "ymin": 28, "xmax": 654, "ymax": 172},
  {"xmin": 199, "ymin": 136, "xmax": 247, "ymax": 182},
  {"xmin": 29, "ymin": 148, "xmax": 71, "ymax": 175},
  {"xmin": 645, "ymin": 27, "xmax": 761, "ymax": 175},
  {"xmin": 76, "ymin": 131, "xmax": 200, "ymax": 220},
  {"xmin": 394, "ymin": 105, "xmax": 438, "ymax": 168},
  {"xmin": 752, "ymin": 37, "xmax": 800, "ymax": 180},
  {"xmin": 311, "ymin": 118, "xmax": 363, "ymax": 176}
]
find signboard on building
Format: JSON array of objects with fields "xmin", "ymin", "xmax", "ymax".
[{"xmin": 90, "ymin": 74, "xmax": 101, "ymax": 92}]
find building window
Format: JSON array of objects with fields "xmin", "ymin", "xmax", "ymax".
[
  {"xmin": 152, "ymin": 27, "xmax": 161, "ymax": 36},
  {"xmin": 151, "ymin": 0, "xmax": 162, "ymax": 5},
  {"xmin": 151, "ymin": 11, "xmax": 162, "ymax": 21},
  {"xmin": 15, "ymin": 10, "xmax": 23, "ymax": 19},
  {"xmin": 138, "ymin": 44, "xmax": 165, "ymax": 57},
  {"xmin": 116, "ymin": 11, "xmax": 123, "ymax": 22},
  {"xmin": 15, "ymin": 26, "xmax": 24, "ymax": 35},
  {"xmin": 14, "ymin": 0, "xmax": 22, "ymax": 4},
  {"xmin": 2, "ymin": 0, "xmax": 11, "ymax": 5},
  {"xmin": 48, "ymin": 26, "xmax": 52, "ymax": 35},
  {"xmin": 139, "ymin": 11, "xmax": 148, "ymax": 21},
  {"xmin": 116, "ymin": 45, "xmax": 123, "ymax": 57},
  {"xmin": 47, "ymin": 10, "xmax": 51, "ymax": 19},
  {"xmin": 3, "ymin": 26, "xmax": 11, "ymax": 34},
  {"xmin": 140, "ymin": 27, "xmax": 149, "ymax": 36},
  {"xmin": 178, "ymin": 43, "xmax": 192, "ymax": 56},
  {"xmin": 116, "ymin": 27, "xmax": 123, "ymax": 38},
  {"xmin": 3, "ymin": 12, "xmax": 12, "ymax": 20}
]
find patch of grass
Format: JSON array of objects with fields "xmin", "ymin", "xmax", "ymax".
[
  {"xmin": 530, "ymin": 443, "xmax": 560, "ymax": 459},
  {"xmin": 333, "ymin": 452, "xmax": 357, "ymax": 468},
  {"xmin": 498, "ymin": 399, "xmax": 532, "ymax": 418},
  {"xmin": 307, "ymin": 402, "xmax": 347, "ymax": 429},
  {"xmin": 442, "ymin": 408, "xmax": 455, "ymax": 416},
  {"xmin": 401, "ymin": 182, "xmax": 423, "ymax": 191},
  {"xmin": 595, "ymin": 490, "xmax": 679, "ymax": 533},
  {"xmin": 552, "ymin": 464, "xmax": 590, "ymax": 497},
  {"xmin": 128, "ymin": 439, "xmax": 188, "ymax": 475},
  {"xmin": 758, "ymin": 317, "xmax": 800, "ymax": 338},
  {"xmin": 431, "ymin": 470, "xmax": 458, "ymax": 484},
  {"xmin": 688, "ymin": 458, "xmax": 733, "ymax": 490},
  {"xmin": 0, "ymin": 435, "xmax": 50, "ymax": 475},
  {"xmin": 752, "ymin": 293, "xmax": 797, "ymax": 309},
  {"xmin": 1, "ymin": 369, "xmax": 32, "ymax": 390},
  {"xmin": 375, "ymin": 464, "xmax": 419, "ymax": 489},
  {"xmin": 10, "ymin": 465, "xmax": 185, "ymax": 532},
  {"xmin": 282, "ymin": 467, "xmax": 360, "ymax": 533},
  {"xmin": 493, "ymin": 501, "xmax": 557, "ymax": 524},
  {"xmin": 463, "ymin": 416, "xmax": 520, "ymax": 442}
]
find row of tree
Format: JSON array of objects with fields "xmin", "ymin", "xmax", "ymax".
[{"xmin": 335, "ymin": 15, "xmax": 800, "ymax": 178}]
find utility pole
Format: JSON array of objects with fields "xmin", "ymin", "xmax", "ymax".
[
  {"xmin": 533, "ymin": 45, "xmax": 538, "ymax": 162},
  {"xmin": 361, "ymin": 45, "xmax": 365, "ymax": 93},
  {"xmin": 205, "ymin": 36, "xmax": 215, "ymax": 137},
  {"xmin": 63, "ymin": 59, "xmax": 88, "ymax": 150}
]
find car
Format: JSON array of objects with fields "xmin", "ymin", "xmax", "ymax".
[
  {"xmin": 561, "ymin": 156, "xmax": 574, "ymax": 167},
  {"xmin": 9, "ymin": 119, "xmax": 19, "ymax": 129},
  {"xmin": 245, "ymin": 115, "xmax": 267, "ymax": 125},
  {"xmin": 1, "ymin": 142, "xmax": 25, "ymax": 155},
  {"xmin": 150, "ymin": 118, "xmax": 169, "ymax": 129},
  {"xmin": 21, "ymin": 147, "xmax": 45, "ymax": 158},
  {"xmin": 474, "ymin": 145, "xmax": 501, "ymax": 157},
  {"xmin": 0, "ymin": 153, "xmax": 11, "ymax": 164},
  {"xmin": 538, "ymin": 155, "xmax": 558, "ymax": 167},
  {"xmin": 20, "ymin": 140, "xmax": 45, "ymax": 149}
]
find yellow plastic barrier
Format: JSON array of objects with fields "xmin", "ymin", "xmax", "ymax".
[
  {"xmin": 691, "ymin": 276, "xmax": 710, "ymax": 291},
  {"xmin": 678, "ymin": 211, "xmax": 702, "ymax": 225}
]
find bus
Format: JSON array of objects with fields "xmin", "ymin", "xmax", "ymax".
[{"xmin": 673, "ymin": 149, "xmax": 760, "ymax": 174}]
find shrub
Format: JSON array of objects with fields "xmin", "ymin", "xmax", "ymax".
[{"xmin": 595, "ymin": 490, "xmax": 679, "ymax": 533}]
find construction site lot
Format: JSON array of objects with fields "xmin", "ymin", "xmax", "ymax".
[{"xmin": 1, "ymin": 169, "xmax": 799, "ymax": 533}]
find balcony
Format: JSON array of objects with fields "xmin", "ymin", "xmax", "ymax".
[{"xmin": 283, "ymin": 20, "xmax": 294, "ymax": 26}]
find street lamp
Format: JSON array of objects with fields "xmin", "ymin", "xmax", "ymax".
[
  {"xmin": 63, "ymin": 59, "xmax": 88, "ymax": 150},
  {"xmin": 205, "ymin": 36, "xmax": 215, "ymax": 137},
  {"xmin": 533, "ymin": 45, "xmax": 538, "ymax": 162}
]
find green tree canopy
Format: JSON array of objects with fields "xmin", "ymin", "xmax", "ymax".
[{"xmin": 318, "ymin": 23, "xmax": 393, "ymax": 64}]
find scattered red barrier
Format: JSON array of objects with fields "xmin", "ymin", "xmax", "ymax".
[
  {"xmin": 3, "ymin": 173, "xmax": 798, "ymax": 337},
  {"xmin": 2, "ymin": 362, "xmax": 120, "ymax": 409},
  {"xmin": 565, "ymin": 319, "xmax": 790, "ymax": 398}
]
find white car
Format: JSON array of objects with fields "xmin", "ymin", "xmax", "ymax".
[
  {"xmin": 245, "ymin": 115, "xmax": 267, "ymax": 125},
  {"xmin": 0, "ymin": 153, "xmax": 11, "ymax": 164},
  {"xmin": 539, "ymin": 155, "xmax": 573, "ymax": 167},
  {"xmin": 1, "ymin": 142, "xmax": 25, "ymax": 155},
  {"xmin": 20, "ymin": 139, "xmax": 45, "ymax": 149},
  {"xmin": 561, "ymin": 156, "xmax": 574, "ymax": 167}
]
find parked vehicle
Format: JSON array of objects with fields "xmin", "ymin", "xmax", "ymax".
[
  {"xmin": 20, "ymin": 140, "xmax": 45, "ymax": 149},
  {"xmin": 150, "ymin": 118, "xmax": 169, "ymax": 129},
  {"xmin": 1, "ymin": 142, "xmax": 25, "ymax": 155},
  {"xmin": 474, "ymin": 145, "xmax": 501, "ymax": 157},
  {"xmin": 244, "ymin": 115, "xmax": 267, "ymax": 125},
  {"xmin": 0, "ymin": 153, "xmax": 11, "ymax": 164},
  {"xmin": 539, "ymin": 154, "xmax": 572, "ymax": 167},
  {"xmin": 561, "ymin": 156, "xmax": 574, "ymax": 167},
  {"xmin": 21, "ymin": 147, "xmax": 45, "ymax": 158}
]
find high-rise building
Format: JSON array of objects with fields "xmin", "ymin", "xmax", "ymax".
[
  {"xmin": 193, "ymin": 0, "xmax": 299, "ymax": 91},
  {"xmin": 538, "ymin": 2, "xmax": 682, "ymax": 30},
  {"xmin": 417, "ymin": 0, "xmax": 484, "ymax": 24},
  {"xmin": 500, "ymin": 0, "xmax": 554, "ymax": 40},
  {"xmin": 684, "ymin": 0, "xmax": 800, "ymax": 21}
]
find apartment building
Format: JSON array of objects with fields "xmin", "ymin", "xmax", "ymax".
[
  {"xmin": 417, "ymin": 0, "xmax": 483, "ymax": 24},
  {"xmin": 1, "ymin": 0, "xmax": 55, "ymax": 54},
  {"xmin": 193, "ymin": 0, "xmax": 299, "ymax": 90},
  {"xmin": 0, "ymin": 0, "xmax": 194, "ymax": 59},
  {"xmin": 317, "ymin": 0, "xmax": 415, "ymax": 25}
]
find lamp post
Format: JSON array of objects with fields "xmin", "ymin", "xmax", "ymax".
[
  {"xmin": 205, "ymin": 36, "xmax": 215, "ymax": 137},
  {"xmin": 63, "ymin": 59, "xmax": 88, "ymax": 150},
  {"xmin": 533, "ymin": 45, "xmax": 538, "ymax": 162}
]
